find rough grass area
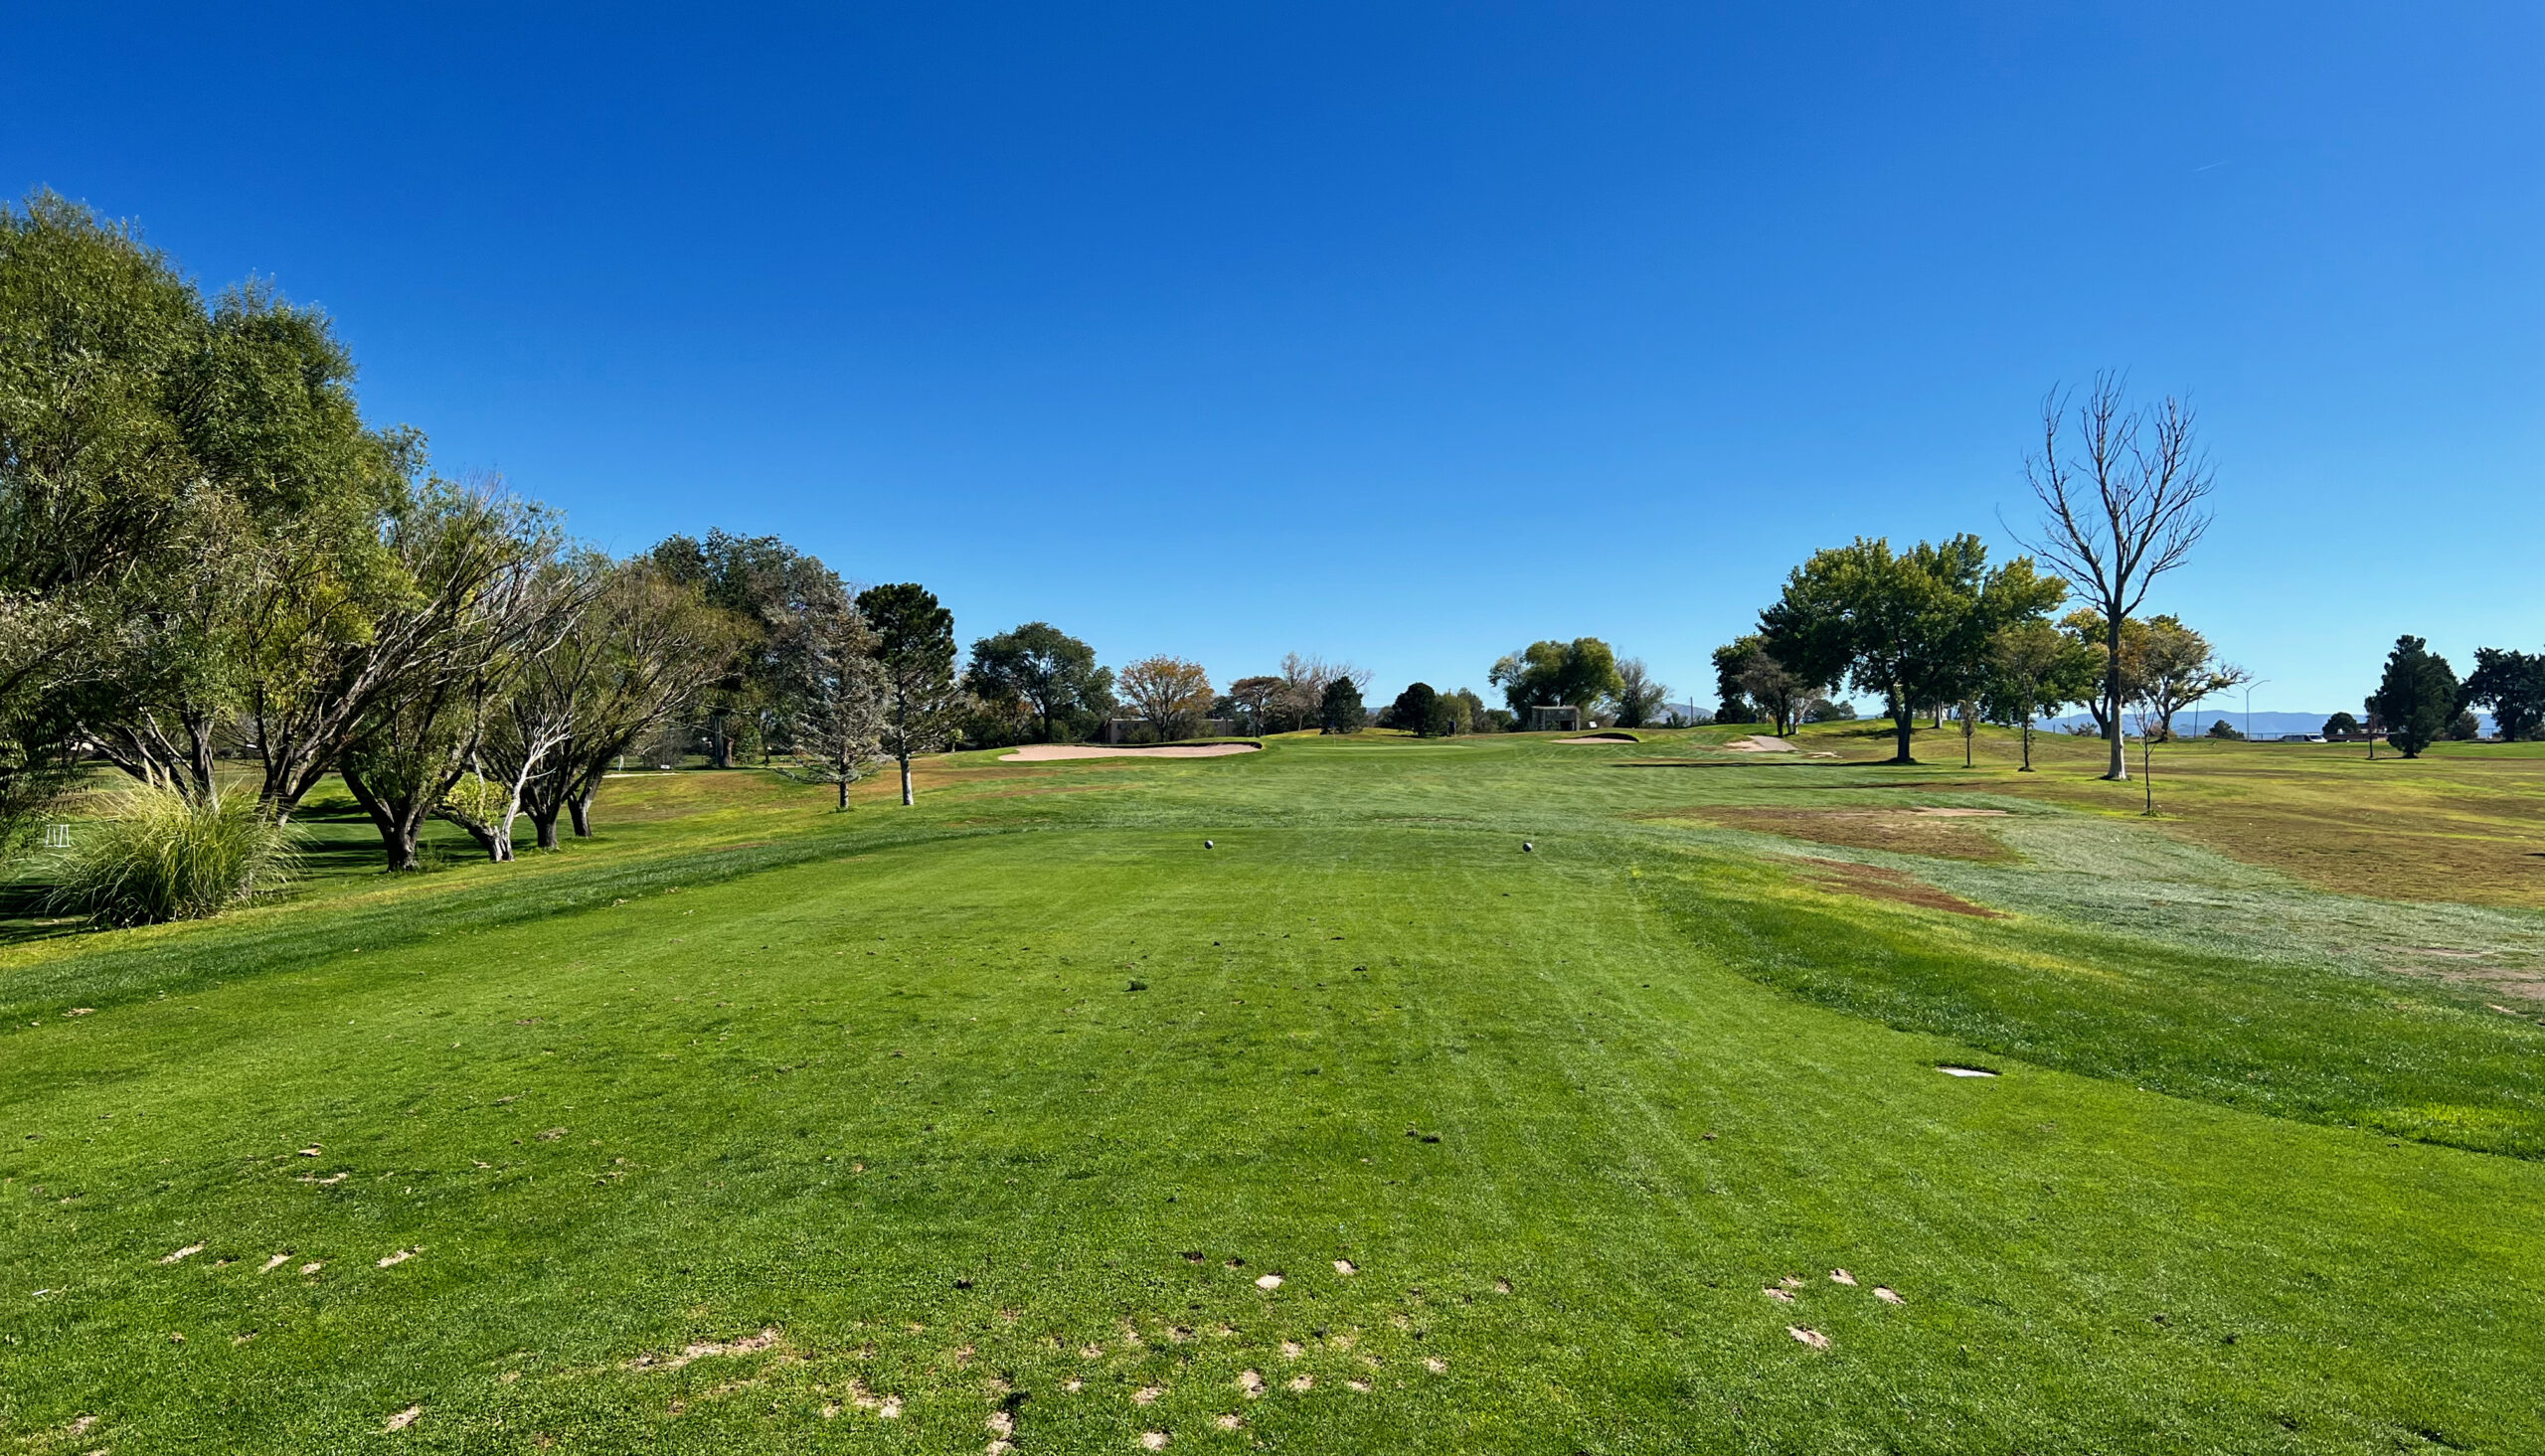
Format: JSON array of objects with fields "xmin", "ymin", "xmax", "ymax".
[
  {"xmin": 1664, "ymin": 805, "xmax": 2016, "ymax": 862},
  {"xmin": 4, "ymin": 731, "xmax": 2542, "ymax": 1452},
  {"xmin": 1977, "ymin": 727, "xmax": 2545, "ymax": 908}
]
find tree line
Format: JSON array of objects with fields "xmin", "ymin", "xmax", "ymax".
[
  {"xmin": 1, "ymin": 195, "xmax": 1453, "ymax": 894},
  {"xmin": 0, "ymin": 196, "xmax": 1048, "ymax": 885},
  {"xmin": 1698, "ymin": 379, "xmax": 2240, "ymax": 794},
  {"xmin": 2328, "ymin": 637, "xmax": 2545, "ymax": 759}
]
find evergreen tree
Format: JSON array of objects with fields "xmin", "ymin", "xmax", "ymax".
[
  {"xmin": 856, "ymin": 582, "xmax": 957, "ymax": 804},
  {"xmin": 1319, "ymin": 676, "xmax": 1366, "ymax": 733},
  {"xmin": 2369, "ymin": 635, "xmax": 2463, "ymax": 759},
  {"xmin": 1385, "ymin": 682, "xmax": 1439, "ymax": 734}
]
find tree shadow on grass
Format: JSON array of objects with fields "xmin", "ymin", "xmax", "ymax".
[{"xmin": 0, "ymin": 878, "xmax": 85, "ymax": 948}]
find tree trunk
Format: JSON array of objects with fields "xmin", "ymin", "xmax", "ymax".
[
  {"xmin": 570, "ymin": 793, "xmax": 594, "ymax": 836},
  {"xmin": 900, "ymin": 753, "xmax": 915, "ymax": 806},
  {"xmin": 838, "ymin": 776, "xmax": 850, "ymax": 811},
  {"xmin": 184, "ymin": 715, "xmax": 221, "ymax": 804},
  {"xmin": 529, "ymin": 806, "xmax": 562, "ymax": 850},
  {"xmin": 342, "ymin": 765, "xmax": 430, "ymax": 873},
  {"xmin": 2105, "ymin": 613, "xmax": 2128, "ymax": 780},
  {"xmin": 1890, "ymin": 685, "xmax": 1915, "ymax": 763}
]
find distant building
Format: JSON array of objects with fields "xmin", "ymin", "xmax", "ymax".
[{"xmin": 1525, "ymin": 705, "xmax": 1583, "ymax": 732}]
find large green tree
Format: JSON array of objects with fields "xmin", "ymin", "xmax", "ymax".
[
  {"xmin": 1117, "ymin": 656, "xmax": 1214, "ymax": 741},
  {"xmin": 856, "ymin": 582, "xmax": 957, "ymax": 805},
  {"xmin": 336, "ymin": 484, "xmax": 575, "ymax": 869},
  {"xmin": 965, "ymin": 622, "xmax": 1113, "ymax": 742},
  {"xmin": 1489, "ymin": 639, "xmax": 1623, "ymax": 718},
  {"xmin": 2, "ymin": 191, "xmax": 421, "ymax": 826},
  {"xmin": 1386, "ymin": 682, "xmax": 1458, "ymax": 737},
  {"xmin": 1759, "ymin": 535, "xmax": 2066, "ymax": 764},
  {"xmin": 2370, "ymin": 635, "xmax": 2464, "ymax": 759},
  {"xmin": 648, "ymin": 530, "xmax": 851, "ymax": 767},
  {"xmin": 0, "ymin": 193, "xmax": 206, "ymax": 847},
  {"xmin": 1716, "ymin": 635, "xmax": 1812, "ymax": 735},
  {"xmin": 2466, "ymin": 647, "xmax": 2545, "ymax": 742}
]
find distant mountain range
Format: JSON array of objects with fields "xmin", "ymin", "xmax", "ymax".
[
  {"xmin": 2035, "ymin": 710, "xmax": 2500, "ymax": 738},
  {"xmin": 1648, "ymin": 705, "xmax": 2505, "ymax": 738}
]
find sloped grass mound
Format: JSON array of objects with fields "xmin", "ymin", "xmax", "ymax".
[{"xmin": 1639, "ymin": 847, "xmax": 2545, "ymax": 1158}]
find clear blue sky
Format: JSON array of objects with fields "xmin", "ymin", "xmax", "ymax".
[{"xmin": 9, "ymin": 4, "xmax": 2539, "ymax": 715}]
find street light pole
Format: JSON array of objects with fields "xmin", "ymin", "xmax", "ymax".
[{"xmin": 2246, "ymin": 680, "xmax": 2268, "ymax": 741}]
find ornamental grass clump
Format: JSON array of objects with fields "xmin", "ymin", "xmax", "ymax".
[{"xmin": 47, "ymin": 784, "xmax": 300, "ymax": 927}]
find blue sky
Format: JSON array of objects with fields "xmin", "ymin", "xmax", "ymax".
[{"xmin": 8, "ymin": 4, "xmax": 2538, "ymax": 714}]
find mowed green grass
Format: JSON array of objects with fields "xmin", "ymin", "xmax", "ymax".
[{"xmin": 5, "ymin": 736, "xmax": 2544, "ymax": 1452}]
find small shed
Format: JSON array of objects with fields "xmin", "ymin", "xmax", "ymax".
[{"xmin": 1526, "ymin": 704, "xmax": 1583, "ymax": 732}]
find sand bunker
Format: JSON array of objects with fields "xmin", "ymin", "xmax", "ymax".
[
  {"xmin": 1721, "ymin": 735, "xmax": 1797, "ymax": 752},
  {"xmin": 1000, "ymin": 743, "xmax": 1262, "ymax": 761},
  {"xmin": 1557, "ymin": 733, "xmax": 1639, "ymax": 744}
]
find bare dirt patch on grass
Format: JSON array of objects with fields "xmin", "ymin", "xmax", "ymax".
[
  {"xmin": 1794, "ymin": 858, "xmax": 2008, "ymax": 918},
  {"xmin": 627, "ymin": 1328, "xmax": 781, "ymax": 1372},
  {"xmin": 2377, "ymin": 951, "xmax": 2545, "ymax": 1005},
  {"xmin": 1670, "ymin": 807, "xmax": 2015, "ymax": 863}
]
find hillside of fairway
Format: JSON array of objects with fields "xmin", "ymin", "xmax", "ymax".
[{"xmin": 5, "ymin": 727, "xmax": 2543, "ymax": 1452}]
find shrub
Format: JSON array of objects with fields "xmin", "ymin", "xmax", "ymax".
[{"xmin": 47, "ymin": 784, "xmax": 300, "ymax": 927}]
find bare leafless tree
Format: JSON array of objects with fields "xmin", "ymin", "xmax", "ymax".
[
  {"xmin": 1273, "ymin": 652, "xmax": 1369, "ymax": 732},
  {"xmin": 2020, "ymin": 375, "xmax": 2216, "ymax": 781}
]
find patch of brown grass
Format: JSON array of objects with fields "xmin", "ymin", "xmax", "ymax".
[
  {"xmin": 1670, "ymin": 807, "xmax": 2013, "ymax": 863},
  {"xmin": 1996, "ymin": 741, "xmax": 2545, "ymax": 908},
  {"xmin": 1791, "ymin": 858, "xmax": 2007, "ymax": 917}
]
